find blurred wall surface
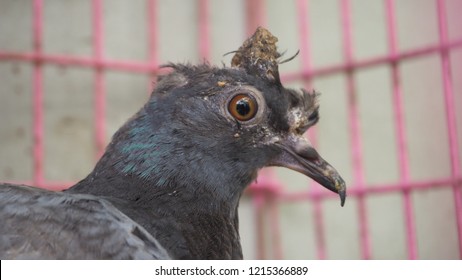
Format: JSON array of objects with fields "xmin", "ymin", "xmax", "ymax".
[{"xmin": 0, "ymin": 0, "xmax": 461, "ymax": 259}]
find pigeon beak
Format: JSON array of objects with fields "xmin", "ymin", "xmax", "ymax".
[{"xmin": 269, "ymin": 135, "xmax": 346, "ymax": 206}]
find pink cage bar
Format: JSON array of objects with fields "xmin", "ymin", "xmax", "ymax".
[{"xmin": 0, "ymin": 0, "xmax": 461, "ymax": 259}]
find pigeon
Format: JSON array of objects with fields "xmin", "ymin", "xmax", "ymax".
[{"xmin": 0, "ymin": 27, "xmax": 346, "ymax": 259}]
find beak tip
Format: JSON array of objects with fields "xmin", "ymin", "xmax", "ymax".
[{"xmin": 339, "ymin": 188, "xmax": 346, "ymax": 207}]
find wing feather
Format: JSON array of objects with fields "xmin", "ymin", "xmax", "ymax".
[{"xmin": 0, "ymin": 184, "xmax": 170, "ymax": 259}]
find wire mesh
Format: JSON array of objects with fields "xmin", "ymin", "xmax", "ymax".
[{"xmin": 0, "ymin": 0, "xmax": 461, "ymax": 259}]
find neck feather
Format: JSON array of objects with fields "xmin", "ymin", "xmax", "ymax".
[{"xmin": 68, "ymin": 108, "xmax": 253, "ymax": 214}]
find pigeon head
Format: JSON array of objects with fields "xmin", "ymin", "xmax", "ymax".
[{"xmin": 102, "ymin": 28, "xmax": 346, "ymax": 207}]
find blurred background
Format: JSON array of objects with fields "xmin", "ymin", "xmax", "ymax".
[{"xmin": 0, "ymin": 0, "xmax": 461, "ymax": 259}]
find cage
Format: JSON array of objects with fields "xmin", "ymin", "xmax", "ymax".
[{"xmin": 0, "ymin": 0, "xmax": 461, "ymax": 259}]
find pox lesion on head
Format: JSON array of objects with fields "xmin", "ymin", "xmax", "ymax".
[{"xmin": 285, "ymin": 87, "xmax": 320, "ymax": 134}]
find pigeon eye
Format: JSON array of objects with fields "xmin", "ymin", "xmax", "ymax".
[{"xmin": 228, "ymin": 94, "xmax": 258, "ymax": 121}]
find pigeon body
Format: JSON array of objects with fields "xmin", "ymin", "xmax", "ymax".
[
  {"xmin": 0, "ymin": 28, "xmax": 346, "ymax": 259},
  {"xmin": 67, "ymin": 64, "xmax": 308, "ymax": 259},
  {"xmin": 0, "ymin": 184, "xmax": 169, "ymax": 259}
]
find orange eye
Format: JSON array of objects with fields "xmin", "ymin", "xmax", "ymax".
[{"xmin": 228, "ymin": 94, "xmax": 258, "ymax": 121}]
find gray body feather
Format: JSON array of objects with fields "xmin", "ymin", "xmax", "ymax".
[{"xmin": 0, "ymin": 184, "xmax": 169, "ymax": 259}]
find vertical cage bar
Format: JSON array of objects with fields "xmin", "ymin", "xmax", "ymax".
[
  {"xmin": 268, "ymin": 196, "xmax": 283, "ymax": 259},
  {"xmin": 297, "ymin": 0, "xmax": 312, "ymax": 76},
  {"xmin": 198, "ymin": 0, "xmax": 210, "ymax": 61},
  {"xmin": 436, "ymin": 0, "xmax": 462, "ymax": 259},
  {"xmin": 340, "ymin": 0, "xmax": 371, "ymax": 259},
  {"xmin": 384, "ymin": 0, "xmax": 418, "ymax": 259},
  {"xmin": 245, "ymin": 0, "xmax": 267, "ymax": 37},
  {"xmin": 254, "ymin": 171, "xmax": 284, "ymax": 259},
  {"xmin": 32, "ymin": 0, "xmax": 44, "ymax": 186},
  {"xmin": 147, "ymin": 0, "xmax": 158, "ymax": 67},
  {"xmin": 93, "ymin": 0, "xmax": 106, "ymax": 159},
  {"xmin": 253, "ymin": 193, "xmax": 266, "ymax": 259},
  {"xmin": 313, "ymin": 197, "xmax": 327, "ymax": 259},
  {"xmin": 147, "ymin": 0, "xmax": 159, "ymax": 93},
  {"xmin": 244, "ymin": 0, "xmax": 275, "ymax": 259},
  {"xmin": 296, "ymin": 0, "xmax": 327, "ymax": 260},
  {"xmin": 266, "ymin": 174, "xmax": 284, "ymax": 259}
]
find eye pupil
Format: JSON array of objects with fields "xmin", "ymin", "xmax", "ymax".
[
  {"xmin": 235, "ymin": 98, "xmax": 251, "ymax": 116},
  {"xmin": 228, "ymin": 94, "xmax": 258, "ymax": 121}
]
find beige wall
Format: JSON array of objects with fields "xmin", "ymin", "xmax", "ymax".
[{"xmin": 1, "ymin": 0, "xmax": 461, "ymax": 259}]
